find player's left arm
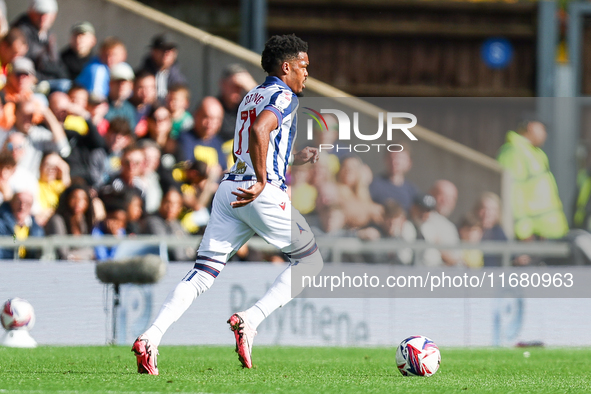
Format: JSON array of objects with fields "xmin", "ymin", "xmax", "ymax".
[
  {"xmin": 230, "ymin": 109, "xmax": 278, "ymax": 208},
  {"xmin": 292, "ymin": 146, "xmax": 319, "ymax": 166}
]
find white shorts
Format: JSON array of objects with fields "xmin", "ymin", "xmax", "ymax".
[{"xmin": 195, "ymin": 180, "xmax": 316, "ymax": 270}]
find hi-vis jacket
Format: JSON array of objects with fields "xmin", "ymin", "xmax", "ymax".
[{"xmin": 497, "ymin": 131, "xmax": 568, "ymax": 240}]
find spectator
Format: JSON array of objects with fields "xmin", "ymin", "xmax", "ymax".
[
  {"xmin": 312, "ymin": 202, "xmax": 346, "ymax": 236},
  {"xmin": 178, "ymin": 96, "xmax": 226, "ymax": 169},
  {"xmin": 218, "ymin": 64, "xmax": 256, "ymax": 142},
  {"xmin": 138, "ymin": 34, "xmax": 187, "ymax": 100},
  {"xmin": 0, "ymin": 28, "xmax": 29, "ymax": 89},
  {"xmin": 37, "ymin": 150, "xmax": 70, "ymax": 226},
  {"xmin": 102, "ymin": 144, "xmax": 146, "ymax": 199},
  {"xmin": 429, "ymin": 179, "xmax": 458, "ymax": 218},
  {"xmin": 129, "ymin": 70, "xmax": 157, "ymax": 137},
  {"xmin": 124, "ymin": 188, "xmax": 143, "ymax": 235},
  {"xmin": 137, "ymin": 139, "xmax": 163, "ymax": 214},
  {"xmin": 369, "ymin": 147, "xmax": 418, "ymax": 212},
  {"xmin": 105, "ymin": 62, "xmax": 136, "ymax": 129},
  {"xmin": 179, "ymin": 159, "xmax": 219, "ymax": 234},
  {"xmin": 474, "ymin": 192, "xmax": 508, "ymax": 267},
  {"xmin": 45, "ymin": 184, "xmax": 95, "ymax": 261},
  {"xmin": 48, "ymin": 91, "xmax": 89, "ymax": 132},
  {"xmin": 92, "ymin": 191, "xmax": 127, "ymax": 261},
  {"xmin": 7, "ymin": 99, "xmax": 70, "ymax": 176},
  {"xmin": 335, "ymin": 155, "xmax": 382, "ymax": 229},
  {"xmin": 497, "ymin": 116, "xmax": 568, "ymax": 240},
  {"xmin": 290, "ymin": 164, "xmax": 317, "ymax": 215},
  {"xmin": 166, "ymin": 84, "xmax": 193, "ymax": 140},
  {"xmin": 137, "ymin": 138, "xmax": 178, "ymax": 214},
  {"xmin": 75, "ymin": 36, "xmax": 127, "ymax": 98},
  {"xmin": 49, "ymin": 91, "xmax": 106, "ymax": 185},
  {"xmin": 573, "ymin": 158, "xmax": 591, "ymax": 232},
  {"xmin": 68, "ymin": 85, "xmax": 88, "ymax": 109},
  {"xmin": 142, "ymin": 187, "xmax": 194, "ymax": 261},
  {"xmin": 311, "ymin": 152, "xmax": 339, "ymax": 205},
  {"xmin": 458, "ymin": 213, "xmax": 484, "ymax": 268},
  {"xmin": 0, "ymin": 57, "xmax": 43, "ymax": 130},
  {"xmin": 2, "ymin": 132, "xmax": 39, "ymax": 213},
  {"xmin": 89, "ymin": 118, "xmax": 134, "ymax": 187},
  {"xmin": 0, "ymin": 0, "xmax": 8, "ymax": 38},
  {"xmin": 426, "ymin": 180, "xmax": 462, "ymax": 264},
  {"xmin": 143, "ymin": 104, "xmax": 176, "ymax": 157},
  {"xmin": 0, "ymin": 151, "xmax": 16, "ymax": 204},
  {"xmin": 309, "ymin": 154, "xmax": 346, "ymax": 237},
  {"xmin": 87, "ymin": 92, "xmax": 110, "ymax": 136},
  {"xmin": 60, "ymin": 22, "xmax": 96, "ymax": 80},
  {"xmin": 12, "ymin": 0, "xmax": 69, "ymax": 91},
  {"xmin": 357, "ymin": 199, "xmax": 416, "ymax": 265},
  {"xmin": 0, "ymin": 189, "xmax": 44, "ymax": 259},
  {"xmin": 410, "ymin": 193, "xmax": 460, "ymax": 267}
]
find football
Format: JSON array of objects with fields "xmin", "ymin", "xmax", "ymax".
[
  {"xmin": 395, "ymin": 335, "xmax": 441, "ymax": 377},
  {"xmin": 1, "ymin": 298, "xmax": 36, "ymax": 331}
]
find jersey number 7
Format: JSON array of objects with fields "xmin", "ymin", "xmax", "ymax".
[{"xmin": 235, "ymin": 109, "xmax": 257, "ymax": 155}]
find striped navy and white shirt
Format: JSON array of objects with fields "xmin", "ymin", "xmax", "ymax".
[{"xmin": 228, "ymin": 76, "xmax": 298, "ymax": 191}]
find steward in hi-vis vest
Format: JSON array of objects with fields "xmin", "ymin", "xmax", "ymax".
[
  {"xmin": 573, "ymin": 167, "xmax": 591, "ymax": 230},
  {"xmin": 497, "ymin": 120, "xmax": 568, "ymax": 240}
]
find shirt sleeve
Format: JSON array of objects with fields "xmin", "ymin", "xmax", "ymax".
[{"xmin": 263, "ymin": 90, "xmax": 297, "ymax": 126}]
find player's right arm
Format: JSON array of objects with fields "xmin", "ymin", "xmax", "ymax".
[{"xmin": 230, "ymin": 109, "xmax": 278, "ymax": 208}]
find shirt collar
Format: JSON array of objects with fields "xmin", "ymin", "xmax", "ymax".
[{"xmin": 263, "ymin": 76, "xmax": 292, "ymax": 92}]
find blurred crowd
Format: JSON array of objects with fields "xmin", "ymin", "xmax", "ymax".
[
  {"xmin": 297, "ymin": 110, "xmax": 588, "ymax": 267},
  {"xmin": 0, "ymin": 0, "xmax": 583, "ymax": 266},
  {"xmin": 295, "ymin": 136, "xmax": 512, "ymax": 267},
  {"xmin": 0, "ymin": 0, "xmax": 282, "ymax": 262}
]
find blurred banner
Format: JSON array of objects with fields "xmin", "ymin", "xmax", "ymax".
[{"xmin": 1, "ymin": 261, "xmax": 589, "ymax": 347}]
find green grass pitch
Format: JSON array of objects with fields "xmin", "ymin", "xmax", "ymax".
[{"xmin": 0, "ymin": 346, "xmax": 590, "ymax": 393}]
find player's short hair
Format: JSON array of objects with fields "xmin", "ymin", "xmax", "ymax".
[
  {"xmin": 261, "ymin": 34, "xmax": 308, "ymax": 74},
  {"xmin": 2, "ymin": 27, "xmax": 27, "ymax": 47},
  {"xmin": 100, "ymin": 36, "xmax": 125, "ymax": 53}
]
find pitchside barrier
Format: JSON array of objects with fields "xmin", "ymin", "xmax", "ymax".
[
  {"xmin": 0, "ymin": 235, "xmax": 573, "ymax": 265},
  {"xmin": 2, "ymin": 260, "xmax": 591, "ymax": 348}
]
